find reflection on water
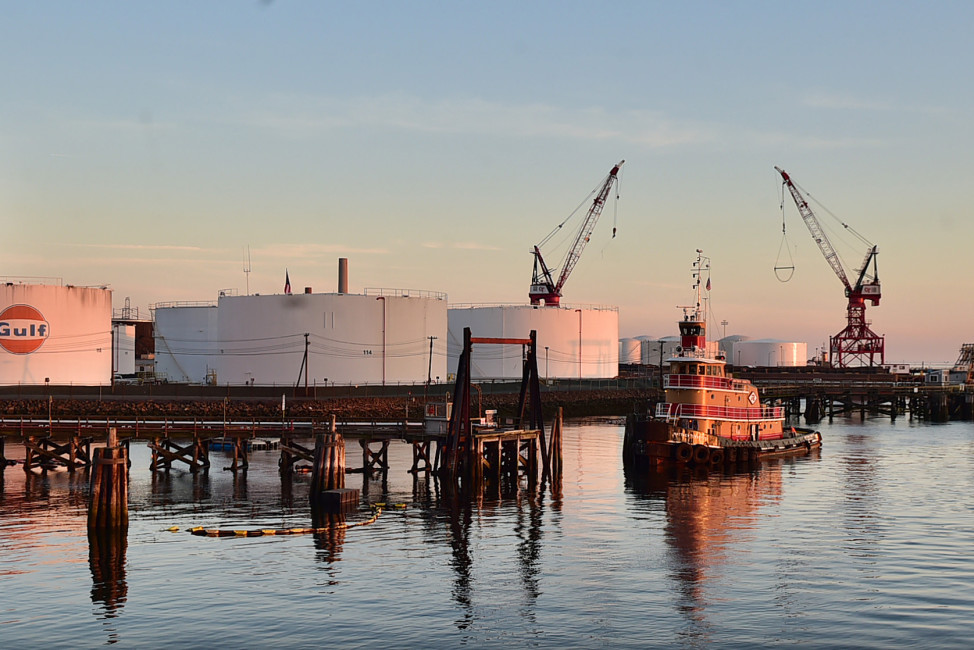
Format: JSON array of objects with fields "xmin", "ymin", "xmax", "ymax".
[
  {"xmin": 3, "ymin": 422, "xmax": 974, "ymax": 647},
  {"xmin": 311, "ymin": 507, "xmax": 347, "ymax": 566},
  {"xmin": 625, "ymin": 457, "xmax": 811, "ymax": 642},
  {"xmin": 88, "ymin": 529, "xmax": 127, "ymax": 618}
]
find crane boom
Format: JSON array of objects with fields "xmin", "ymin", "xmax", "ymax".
[
  {"xmin": 775, "ymin": 166, "xmax": 851, "ymax": 291},
  {"xmin": 529, "ymin": 160, "xmax": 624, "ymax": 306}
]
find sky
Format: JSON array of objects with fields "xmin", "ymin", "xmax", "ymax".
[{"xmin": 2, "ymin": 1, "xmax": 972, "ymax": 365}]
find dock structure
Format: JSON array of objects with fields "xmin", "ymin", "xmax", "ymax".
[
  {"xmin": 0, "ymin": 327, "xmax": 556, "ymax": 499},
  {"xmin": 0, "ymin": 417, "xmax": 420, "ymax": 473},
  {"xmin": 438, "ymin": 327, "xmax": 546, "ymax": 490},
  {"xmin": 748, "ymin": 378, "xmax": 974, "ymax": 423}
]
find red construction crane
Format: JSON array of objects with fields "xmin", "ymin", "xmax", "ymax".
[
  {"xmin": 529, "ymin": 160, "xmax": 624, "ymax": 306},
  {"xmin": 775, "ymin": 166, "xmax": 884, "ymax": 367}
]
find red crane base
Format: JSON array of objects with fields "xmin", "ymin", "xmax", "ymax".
[{"xmin": 829, "ymin": 299, "xmax": 885, "ymax": 368}]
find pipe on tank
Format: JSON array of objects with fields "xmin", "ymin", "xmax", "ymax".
[{"xmin": 338, "ymin": 258, "xmax": 348, "ymax": 294}]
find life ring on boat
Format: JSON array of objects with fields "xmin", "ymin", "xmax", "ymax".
[
  {"xmin": 692, "ymin": 445, "xmax": 711, "ymax": 465},
  {"xmin": 673, "ymin": 442, "xmax": 693, "ymax": 462},
  {"xmin": 709, "ymin": 449, "xmax": 725, "ymax": 466}
]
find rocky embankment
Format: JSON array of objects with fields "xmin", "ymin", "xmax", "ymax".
[{"xmin": 1, "ymin": 388, "xmax": 658, "ymax": 421}]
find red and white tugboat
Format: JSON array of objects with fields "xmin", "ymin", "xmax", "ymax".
[{"xmin": 623, "ymin": 250, "xmax": 822, "ymax": 469}]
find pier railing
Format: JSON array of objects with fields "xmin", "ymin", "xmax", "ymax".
[{"xmin": 0, "ymin": 416, "xmax": 426, "ymax": 441}]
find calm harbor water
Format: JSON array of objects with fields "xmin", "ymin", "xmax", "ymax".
[{"xmin": 2, "ymin": 416, "xmax": 973, "ymax": 648}]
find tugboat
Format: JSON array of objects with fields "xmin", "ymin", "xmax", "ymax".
[{"xmin": 623, "ymin": 250, "xmax": 822, "ymax": 469}]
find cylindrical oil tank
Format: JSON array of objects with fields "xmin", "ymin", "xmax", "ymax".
[
  {"xmin": 447, "ymin": 304, "xmax": 619, "ymax": 380},
  {"xmin": 112, "ymin": 323, "xmax": 136, "ymax": 376},
  {"xmin": 216, "ymin": 290, "xmax": 447, "ymax": 386},
  {"xmin": 719, "ymin": 335, "xmax": 751, "ymax": 366},
  {"xmin": 734, "ymin": 339, "xmax": 807, "ymax": 367},
  {"xmin": 619, "ymin": 338, "xmax": 641, "ymax": 364},
  {"xmin": 641, "ymin": 337, "xmax": 682, "ymax": 366},
  {"xmin": 0, "ymin": 283, "xmax": 112, "ymax": 385},
  {"xmin": 152, "ymin": 303, "xmax": 219, "ymax": 383}
]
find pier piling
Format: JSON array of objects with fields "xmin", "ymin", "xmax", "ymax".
[
  {"xmin": 88, "ymin": 428, "xmax": 128, "ymax": 530},
  {"xmin": 311, "ymin": 416, "xmax": 359, "ymax": 511}
]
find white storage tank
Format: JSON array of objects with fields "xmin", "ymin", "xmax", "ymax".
[
  {"xmin": 619, "ymin": 338, "xmax": 641, "ymax": 364},
  {"xmin": 0, "ymin": 282, "xmax": 112, "ymax": 385},
  {"xmin": 112, "ymin": 323, "xmax": 136, "ymax": 376},
  {"xmin": 217, "ymin": 289, "xmax": 447, "ymax": 386},
  {"xmin": 735, "ymin": 339, "xmax": 807, "ymax": 367},
  {"xmin": 641, "ymin": 337, "xmax": 682, "ymax": 366},
  {"xmin": 152, "ymin": 303, "xmax": 219, "ymax": 383},
  {"xmin": 719, "ymin": 335, "xmax": 752, "ymax": 367},
  {"xmin": 447, "ymin": 304, "xmax": 619, "ymax": 380}
]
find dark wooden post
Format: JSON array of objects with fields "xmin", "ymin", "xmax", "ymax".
[
  {"xmin": 88, "ymin": 428, "xmax": 129, "ymax": 530},
  {"xmin": 24, "ymin": 436, "xmax": 34, "ymax": 472},
  {"xmin": 311, "ymin": 415, "xmax": 357, "ymax": 511},
  {"xmin": 280, "ymin": 429, "xmax": 293, "ymax": 474},
  {"xmin": 550, "ymin": 407, "xmax": 564, "ymax": 479},
  {"xmin": 488, "ymin": 440, "xmax": 501, "ymax": 482},
  {"xmin": 230, "ymin": 436, "xmax": 248, "ymax": 472}
]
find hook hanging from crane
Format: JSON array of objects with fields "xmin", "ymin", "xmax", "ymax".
[{"xmin": 774, "ymin": 180, "xmax": 795, "ymax": 282}]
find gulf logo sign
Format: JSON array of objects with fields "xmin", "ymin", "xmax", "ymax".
[{"xmin": 0, "ymin": 304, "xmax": 51, "ymax": 354}]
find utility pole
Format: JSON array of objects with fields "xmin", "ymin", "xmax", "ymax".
[
  {"xmin": 425, "ymin": 335, "xmax": 437, "ymax": 403},
  {"xmin": 304, "ymin": 333, "xmax": 310, "ymax": 390}
]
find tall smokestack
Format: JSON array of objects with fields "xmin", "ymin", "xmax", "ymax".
[{"xmin": 338, "ymin": 258, "xmax": 348, "ymax": 294}]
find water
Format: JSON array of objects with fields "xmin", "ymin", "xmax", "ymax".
[{"xmin": 2, "ymin": 417, "xmax": 974, "ymax": 648}]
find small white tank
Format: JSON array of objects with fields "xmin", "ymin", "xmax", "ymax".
[
  {"xmin": 619, "ymin": 338, "xmax": 641, "ymax": 364},
  {"xmin": 734, "ymin": 339, "xmax": 807, "ymax": 367}
]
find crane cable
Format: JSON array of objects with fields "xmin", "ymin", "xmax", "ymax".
[
  {"xmin": 774, "ymin": 177, "xmax": 796, "ymax": 283},
  {"xmin": 600, "ymin": 167, "xmax": 622, "ymax": 257}
]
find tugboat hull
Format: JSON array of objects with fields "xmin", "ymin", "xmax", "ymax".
[{"xmin": 623, "ymin": 414, "xmax": 822, "ymax": 469}]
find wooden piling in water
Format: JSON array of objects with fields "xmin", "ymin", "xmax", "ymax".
[
  {"xmin": 311, "ymin": 416, "xmax": 348, "ymax": 490},
  {"xmin": 88, "ymin": 428, "xmax": 128, "ymax": 530},
  {"xmin": 550, "ymin": 407, "xmax": 563, "ymax": 479},
  {"xmin": 0, "ymin": 436, "xmax": 11, "ymax": 469},
  {"xmin": 310, "ymin": 421, "xmax": 359, "ymax": 511}
]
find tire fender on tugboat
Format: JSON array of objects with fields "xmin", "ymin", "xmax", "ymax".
[
  {"xmin": 692, "ymin": 445, "xmax": 711, "ymax": 465},
  {"xmin": 673, "ymin": 442, "xmax": 693, "ymax": 462}
]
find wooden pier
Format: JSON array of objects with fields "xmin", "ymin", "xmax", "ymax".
[
  {"xmin": 748, "ymin": 378, "xmax": 974, "ymax": 423},
  {"xmin": 0, "ymin": 327, "xmax": 561, "ymax": 500}
]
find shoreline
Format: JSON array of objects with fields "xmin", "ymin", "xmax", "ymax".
[{"xmin": 0, "ymin": 387, "xmax": 659, "ymax": 422}]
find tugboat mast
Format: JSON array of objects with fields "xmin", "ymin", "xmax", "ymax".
[{"xmin": 678, "ymin": 250, "xmax": 710, "ymax": 356}]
